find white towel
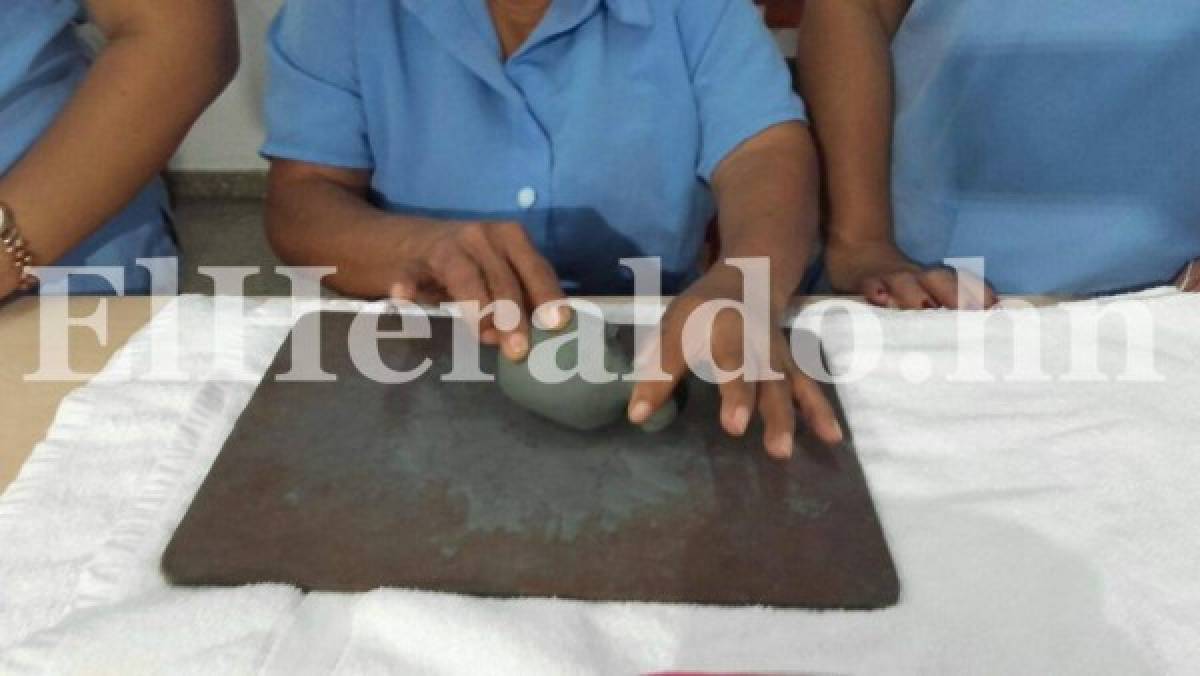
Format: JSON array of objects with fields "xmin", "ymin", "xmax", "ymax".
[{"xmin": 2, "ymin": 292, "xmax": 1198, "ymax": 675}]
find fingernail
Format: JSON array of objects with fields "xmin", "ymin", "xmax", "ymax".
[
  {"xmin": 506, "ymin": 333, "xmax": 529, "ymax": 358},
  {"xmin": 832, "ymin": 420, "xmax": 845, "ymax": 443},
  {"xmin": 730, "ymin": 406, "xmax": 751, "ymax": 435},
  {"xmin": 922, "ymin": 300, "xmax": 936, "ymax": 310},
  {"xmin": 535, "ymin": 305, "xmax": 559, "ymax": 329},
  {"xmin": 769, "ymin": 433, "xmax": 794, "ymax": 459},
  {"xmin": 554, "ymin": 305, "xmax": 571, "ymax": 328},
  {"xmin": 629, "ymin": 400, "xmax": 653, "ymax": 424}
]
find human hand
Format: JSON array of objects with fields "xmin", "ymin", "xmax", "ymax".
[
  {"xmin": 1176, "ymin": 258, "xmax": 1200, "ymax": 292},
  {"xmin": 826, "ymin": 237, "xmax": 998, "ymax": 310},
  {"xmin": 627, "ymin": 263, "xmax": 844, "ymax": 459},
  {"xmin": 388, "ymin": 220, "xmax": 570, "ymax": 360}
]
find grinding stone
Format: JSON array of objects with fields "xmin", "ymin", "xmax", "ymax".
[{"xmin": 495, "ymin": 313, "xmax": 678, "ymax": 433}]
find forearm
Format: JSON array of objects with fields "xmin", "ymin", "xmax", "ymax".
[
  {"xmin": 710, "ymin": 122, "xmax": 820, "ymax": 311},
  {"xmin": 265, "ymin": 168, "xmax": 431, "ymax": 300},
  {"xmin": 0, "ymin": 2, "xmax": 237, "ymax": 269},
  {"xmin": 797, "ymin": 0, "xmax": 907, "ymax": 246}
]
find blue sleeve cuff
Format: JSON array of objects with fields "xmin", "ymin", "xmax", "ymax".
[
  {"xmin": 259, "ymin": 142, "xmax": 374, "ymax": 171},
  {"xmin": 261, "ymin": 4, "xmax": 372, "ymax": 172},
  {"xmin": 698, "ymin": 102, "xmax": 807, "ymax": 182}
]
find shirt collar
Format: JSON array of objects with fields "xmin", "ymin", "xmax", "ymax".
[
  {"xmin": 397, "ymin": 0, "xmax": 654, "ymax": 100},
  {"xmin": 401, "ymin": 0, "xmax": 654, "ymax": 32},
  {"xmin": 523, "ymin": 0, "xmax": 653, "ymax": 53}
]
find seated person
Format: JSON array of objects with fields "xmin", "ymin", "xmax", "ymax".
[
  {"xmin": 0, "ymin": 0, "xmax": 238, "ymax": 298},
  {"xmin": 799, "ymin": 0, "xmax": 1200, "ymax": 308},
  {"xmin": 262, "ymin": 0, "xmax": 843, "ymax": 457}
]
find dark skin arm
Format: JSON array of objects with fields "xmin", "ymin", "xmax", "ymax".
[
  {"xmin": 629, "ymin": 122, "xmax": 844, "ymax": 457},
  {"xmin": 265, "ymin": 161, "xmax": 570, "ymax": 361},
  {"xmin": 266, "ymin": 124, "xmax": 841, "ymax": 457},
  {"xmin": 798, "ymin": 0, "xmax": 996, "ymax": 309},
  {"xmin": 0, "ymin": 0, "xmax": 239, "ymax": 296}
]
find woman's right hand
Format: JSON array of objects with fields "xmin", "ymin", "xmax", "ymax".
[
  {"xmin": 265, "ymin": 161, "xmax": 569, "ymax": 358},
  {"xmin": 389, "ymin": 219, "xmax": 570, "ymax": 360},
  {"xmin": 826, "ymin": 236, "xmax": 998, "ymax": 310}
]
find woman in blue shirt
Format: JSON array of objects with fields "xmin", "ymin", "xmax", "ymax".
[
  {"xmin": 800, "ymin": 0, "xmax": 1200, "ymax": 307},
  {"xmin": 0, "ymin": 0, "xmax": 238, "ymax": 297},
  {"xmin": 263, "ymin": 0, "xmax": 843, "ymax": 457}
]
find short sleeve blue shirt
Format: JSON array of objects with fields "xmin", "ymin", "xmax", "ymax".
[
  {"xmin": 0, "ymin": 0, "xmax": 175, "ymax": 295},
  {"xmin": 262, "ymin": 0, "xmax": 804, "ymax": 294},
  {"xmin": 890, "ymin": 0, "xmax": 1200, "ymax": 295}
]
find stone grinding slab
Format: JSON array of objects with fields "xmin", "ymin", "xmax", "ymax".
[{"xmin": 163, "ymin": 311, "xmax": 899, "ymax": 609}]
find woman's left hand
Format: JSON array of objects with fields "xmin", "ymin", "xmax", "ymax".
[{"xmin": 626, "ymin": 263, "xmax": 844, "ymax": 459}]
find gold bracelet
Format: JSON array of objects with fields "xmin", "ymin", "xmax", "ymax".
[{"xmin": 0, "ymin": 202, "xmax": 37, "ymax": 292}]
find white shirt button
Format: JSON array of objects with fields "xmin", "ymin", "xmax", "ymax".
[{"xmin": 516, "ymin": 186, "xmax": 538, "ymax": 209}]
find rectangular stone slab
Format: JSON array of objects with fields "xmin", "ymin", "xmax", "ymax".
[{"xmin": 163, "ymin": 312, "xmax": 900, "ymax": 609}]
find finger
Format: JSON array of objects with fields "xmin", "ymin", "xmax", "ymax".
[
  {"xmin": 434, "ymin": 252, "xmax": 494, "ymax": 342},
  {"xmin": 953, "ymin": 270, "xmax": 993, "ymax": 311},
  {"xmin": 388, "ymin": 263, "xmax": 425, "ymax": 304},
  {"xmin": 711, "ymin": 328, "xmax": 754, "ymax": 436},
  {"xmin": 884, "ymin": 273, "xmax": 937, "ymax": 310},
  {"xmin": 495, "ymin": 222, "xmax": 571, "ymax": 329},
  {"xmin": 628, "ymin": 320, "xmax": 688, "ymax": 426},
  {"xmin": 718, "ymin": 379, "xmax": 755, "ymax": 438},
  {"xmin": 790, "ymin": 369, "xmax": 844, "ymax": 446},
  {"xmin": 758, "ymin": 380, "xmax": 797, "ymax": 459},
  {"xmin": 389, "ymin": 263, "xmax": 446, "ymax": 307},
  {"xmin": 919, "ymin": 268, "xmax": 961, "ymax": 309},
  {"xmin": 459, "ymin": 229, "xmax": 531, "ymax": 360},
  {"xmin": 859, "ymin": 276, "xmax": 893, "ymax": 308},
  {"xmin": 983, "ymin": 282, "xmax": 1001, "ymax": 308}
]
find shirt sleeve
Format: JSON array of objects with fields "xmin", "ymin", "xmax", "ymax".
[
  {"xmin": 260, "ymin": 0, "xmax": 373, "ymax": 169},
  {"xmin": 681, "ymin": 0, "xmax": 807, "ymax": 181}
]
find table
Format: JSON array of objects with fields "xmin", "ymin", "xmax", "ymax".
[
  {"xmin": 0, "ymin": 294, "xmax": 1062, "ymax": 495},
  {"xmin": 1, "ymin": 297, "xmax": 159, "ymax": 493}
]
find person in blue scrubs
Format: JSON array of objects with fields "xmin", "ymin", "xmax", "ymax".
[
  {"xmin": 0, "ymin": 1, "xmax": 238, "ymax": 297},
  {"xmin": 799, "ymin": 0, "xmax": 1200, "ymax": 307},
  {"xmin": 262, "ymin": 0, "xmax": 844, "ymax": 457}
]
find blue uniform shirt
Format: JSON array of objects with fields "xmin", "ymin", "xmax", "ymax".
[
  {"xmin": 0, "ymin": 0, "xmax": 175, "ymax": 295},
  {"xmin": 891, "ymin": 0, "xmax": 1200, "ymax": 295},
  {"xmin": 262, "ymin": 0, "xmax": 804, "ymax": 295}
]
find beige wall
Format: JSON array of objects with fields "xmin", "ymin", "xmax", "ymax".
[{"xmin": 171, "ymin": 0, "xmax": 282, "ymax": 172}]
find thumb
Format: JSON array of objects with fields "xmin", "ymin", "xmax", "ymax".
[
  {"xmin": 389, "ymin": 262, "xmax": 435, "ymax": 304},
  {"xmin": 860, "ymin": 277, "xmax": 891, "ymax": 307}
]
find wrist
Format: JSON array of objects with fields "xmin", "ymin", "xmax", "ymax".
[
  {"xmin": 825, "ymin": 198, "xmax": 894, "ymax": 237},
  {"xmin": 826, "ymin": 226, "xmax": 899, "ymax": 249},
  {"xmin": 825, "ymin": 233, "xmax": 914, "ymax": 265},
  {"xmin": 706, "ymin": 258, "xmax": 800, "ymax": 316}
]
